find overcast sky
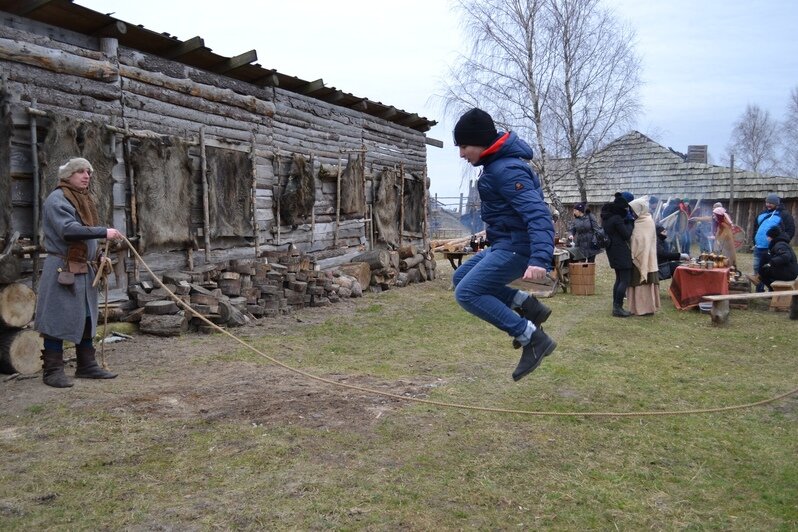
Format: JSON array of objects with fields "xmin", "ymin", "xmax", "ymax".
[{"xmin": 77, "ymin": 0, "xmax": 798, "ymax": 202}]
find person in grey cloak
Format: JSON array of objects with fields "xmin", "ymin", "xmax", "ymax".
[{"xmin": 34, "ymin": 157, "xmax": 123, "ymax": 388}]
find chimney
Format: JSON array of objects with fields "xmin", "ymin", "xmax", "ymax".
[{"xmin": 686, "ymin": 145, "xmax": 708, "ymax": 164}]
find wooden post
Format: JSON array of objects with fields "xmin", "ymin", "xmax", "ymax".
[
  {"xmin": 275, "ymin": 151, "xmax": 282, "ymax": 247},
  {"xmin": 334, "ymin": 154, "xmax": 343, "ymax": 246},
  {"xmin": 250, "ymin": 130, "xmax": 260, "ymax": 257},
  {"xmin": 728, "ymin": 154, "xmax": 735, "ymax": 217},
  {"xmin": 28, "ymin": 100, "xmax": 41, "ymax": 290},
  {"xmin": 121, "ymin": 118, "xmax": 140, "ymax": 284},
  {"xmin": 423, "ymin": 166, "xmax": 429, "ymax": 250},
  {"xmin": 200, "ymin": 126, "xmax": 211, "ymax": 261},
  {"xmin": 399, "ymin": 163, "xmax": 405, "ymax": 246},
  {"xmin": 309, "ymin": 152, "xmax": 315, "ymax": 244}
]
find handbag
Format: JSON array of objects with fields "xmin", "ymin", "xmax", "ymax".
[{"xmin": 589, "ymin": 215, "xmax": 610, "ymax": 251}]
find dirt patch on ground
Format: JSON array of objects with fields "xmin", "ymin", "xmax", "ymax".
[{"xmin": 1, "ymin": 298, "xmax": 443, "ymax": 433}]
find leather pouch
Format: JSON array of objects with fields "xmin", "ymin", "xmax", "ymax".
[{"xmin": 57, "ymin": 270, "xmax": 75, "ymax": 286}]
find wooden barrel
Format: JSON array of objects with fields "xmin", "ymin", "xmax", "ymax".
[
  {"xmin": 0, "ymin": 282, "xmax": 37, "ymax": 328},
  {"xmin": 0, "ymin": 328, "xmax": 43, "ymax": 374}
]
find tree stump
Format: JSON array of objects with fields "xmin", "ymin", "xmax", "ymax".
[{"xmin": 0, "ymin": 328, "xmax": 43, "ymax": 374}]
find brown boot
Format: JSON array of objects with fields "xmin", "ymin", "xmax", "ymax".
[
  {"xmin": 41, "ymin": 349, "xmax": 73, "ymax": 388},
  {"xmin": 75, "ymin": 345, "xmax": 117, "ymax": 379}
]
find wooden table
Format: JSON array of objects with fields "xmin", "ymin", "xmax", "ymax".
[
  {"xmin": 668, "ymin": 265, "xmax": 730, "ymax": 310},
  {"xmin": 441, "ymin": 251, "xmax": 474, "ymax": 270}
]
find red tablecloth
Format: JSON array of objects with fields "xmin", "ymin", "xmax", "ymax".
[{"xmin": 668, "ymin": 266, "xmax": 730, "ymax": 310}]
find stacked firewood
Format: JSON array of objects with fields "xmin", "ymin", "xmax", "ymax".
[
  {"xmin": 343, "ymin": 244, "xmax": 437, "ymax": 292},
  {"xmin": 121, "ymin": 248, "xmax": 365, "ymax": 336},
  {"xmin": 430, "ymin": 231, "xmax": 486, "ymax": 253}
]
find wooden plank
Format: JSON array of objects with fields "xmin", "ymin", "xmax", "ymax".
[{"xmin": 703, "ymin": 290, "xmax": 798, "ymax": 301}]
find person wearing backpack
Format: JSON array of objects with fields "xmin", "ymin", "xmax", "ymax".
[{"xmin": 601, "ymin": 193, "xmax": 634, "ymax": 317}]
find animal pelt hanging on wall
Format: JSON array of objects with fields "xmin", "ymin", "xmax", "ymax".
[
  {"xmin": 339, "ymin": 153, "xmax": 365, "ymax": 215},
  {"xmin": 402, "ymin": 173, "xmax": 425, "ymax": 234},
  {"xmin": 206, "ymin": 146, "xmax": 254, "ymax": 238},
  {"xmin": 38, "ymin": 114, "xmax": 116, "ymax": 229},
  {"xmin": 279, "ymin": 153, "xmax": 315, "ymax": 227},
  {"xmin": 130, "ymin": 137, "xmax": 194, "ymax": 252},
  {"xmin": 0, "ymin": 92, "xmax": 11, "ymax": 239},
  {"xmin": 373, "ymin": 167, "xmax": 400, "ymax": 248}
]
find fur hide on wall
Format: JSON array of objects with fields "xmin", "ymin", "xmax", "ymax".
[
  {"xmin": 340, "ymin": 153, "xmax": 365, "ymax": 215},
  {"xmin": 373, "ymin": 167, "xmax": 400, "ymax": 248},
  {"xmin": 279, "ymin": 153, "xmax": 315, "ymax": 228},
  {"xmin": 130, "ymin": 137, "xmax": 194, "ymax": 252},
  {"xmin": 207, "ymin": 146, "xmax": 254, "ymax": 239}
]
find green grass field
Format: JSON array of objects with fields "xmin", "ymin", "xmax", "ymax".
[{"xmin": 0, "ymin": 251, "xmax": 795, "ymax": 530}]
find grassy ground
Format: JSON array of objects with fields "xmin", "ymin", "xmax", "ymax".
[{"xmin": 0, "ymin": 251, "xmax": 796, "ymax": 530}]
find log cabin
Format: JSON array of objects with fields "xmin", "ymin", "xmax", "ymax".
[{"xmin": 0, "ymin": 1, "xmax": 442, "ymax": 291}]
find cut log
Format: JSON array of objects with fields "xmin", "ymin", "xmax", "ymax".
[
  {"xmin": 400, "ymin": 253, "xmax": 425, "ymax": 270},
  {"xmin": 0, "ymin": 283, "xmax": 37, "ymax": 328},
  {"xmin": 144, "ymin": 300, "xmax": 180, "ymax": 315},
  {"xmin": 0, "ymin": 328, "xmax": 43, "ymax": 374},
  {"xmin": 139, "ymin": 314, "xmax": 188, "ymax": 336},
  {"xmin": 337, "ymin": 262, "xmax": 371, "ymax": 289},
  {"xmin": 398, "ymin": 244, "xmax": 418, "ymax": 259},
  {"xmin": 351, "ymin": 250, "xmax": 390, "ymax": 270}
]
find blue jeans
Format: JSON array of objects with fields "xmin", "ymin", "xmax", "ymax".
[
  {"xmin": 753, "ymin": 247, "xmax": 770, "ymax": 292},
  {"xmin": 452, "ymin": 248, "xmax": 530, "ymax": 339}
]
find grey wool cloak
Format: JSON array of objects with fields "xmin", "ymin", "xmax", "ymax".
[{"xmin": 34, "ymin": 189, "xmax": 107, "ymax": 343}]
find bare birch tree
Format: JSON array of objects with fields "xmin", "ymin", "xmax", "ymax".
[
  {"xmin": 441, "ymin": 0, "xmax": 641, "ymax": 210},
  {"xmin": 780, "ymin": 86, "xmax": 798, "ymax": 177},
  {"xmin": 727, "ymin": 104, "xmax": 779, "ymax": 174}
]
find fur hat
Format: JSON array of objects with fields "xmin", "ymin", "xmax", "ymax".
[
  {"xmin": 765, "ymin": 193, "xmax": 780, "ymax": 206},
  {"xmin": 713, "ymin": 206, "xmax": 726, "ymax": 216},
  {"xmin": 766, "ymin": 226, "xmax": 782, "ymax": 239},
  {"xmin": 453, "ymin": 108, "xmax": 498, "ymax": 147},
  {"xmin": 58, "ymin": 157, "xmax": 93, "ymax": 181},
  {"xmin": 573, "ymin": 202, "xmax": 587, "ymax": 213},
  {"xmin": 620, "ymin": 191, "xmax": 634, "ymax": 203}
]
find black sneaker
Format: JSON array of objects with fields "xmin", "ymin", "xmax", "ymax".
[
  {"xmin": 517, "ymin": 295, "xmax": 552, "ymax": 328},
  {"xmin": 512, "ymin": 328, "xmax": 557, "ymax": 381}
]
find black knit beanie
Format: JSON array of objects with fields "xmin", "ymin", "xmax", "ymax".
[{"xmin": 453, "ymin": 108, "xmax": 498, "ymax": 147}]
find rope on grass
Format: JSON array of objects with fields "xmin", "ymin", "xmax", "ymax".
[{"xmin": 120, "ymin": 236, "xmax": 798, "ymax": 418}]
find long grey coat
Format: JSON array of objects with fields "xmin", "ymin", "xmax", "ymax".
[{"xmin": 34, "ymin": 189, "xmax": 107, "ymax": 343}]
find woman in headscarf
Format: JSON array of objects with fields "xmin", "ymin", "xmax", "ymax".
[
  {"xmin": 600, "ymin": 193, "xmax": 634, "ymax": 317},
  {"xmin": 34, "ymin": 157, "xmax": 123, "ymax": 388},
  {"xmin": 711, "ymin": 206, "xmax": 737, "ymax": 267},
  {"xmin": 627, "ymin": 198, "xmax": 661, "ymax": 315}
]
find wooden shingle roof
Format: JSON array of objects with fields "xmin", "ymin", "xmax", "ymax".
[{"xmin": 547, "ymin": 131, "xmax": 798, "ymax": 204}]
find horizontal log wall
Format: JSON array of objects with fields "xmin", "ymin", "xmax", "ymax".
[{"xmin": 0, "ymin": 10, "xmax": 431, "ymax": 282}]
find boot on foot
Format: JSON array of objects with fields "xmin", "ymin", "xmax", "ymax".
[
  {"xmin": 41, "ymin": 349, "xmax": 73, "ymax": 388},
  {"xmin": 75, "ymin": 346, "xmax": 117, "ymax": 379},
  {"xmin": 512, "ymin": 328, "xmax": 557, "ymax": 381},
  {"xmin": 612, "ymin": 305, "xmax": 631, "ymax": 317}
]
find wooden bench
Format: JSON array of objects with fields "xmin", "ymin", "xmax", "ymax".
[
  {"xmin": 702, "ymin": 289, "xmax": 798, "ymax": 326},
  {"xmin": 770, "ymin": 279, "xmax": 798, "ymax": 311}
]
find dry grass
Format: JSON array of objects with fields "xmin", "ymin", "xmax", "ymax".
[{"xmin": 0, "ymin": 251, "xmax": 796, "ymax": 530}]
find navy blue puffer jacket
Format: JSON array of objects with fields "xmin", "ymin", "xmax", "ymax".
[{"xmin": 475, "ymin": 132, "xmax": 554, "ymax": 269}]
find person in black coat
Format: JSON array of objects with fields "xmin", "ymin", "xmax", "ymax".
[
  {"xmin": 759, "ymin": 226, "xmax": 798, "ymax": 290},
  {"xmin": 656, "ymin": 224, "xmax": 689, "ymax": 280},
  {"xmin": 600, "ymin": 193, "xmax": 634, "ymax": 317}
]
